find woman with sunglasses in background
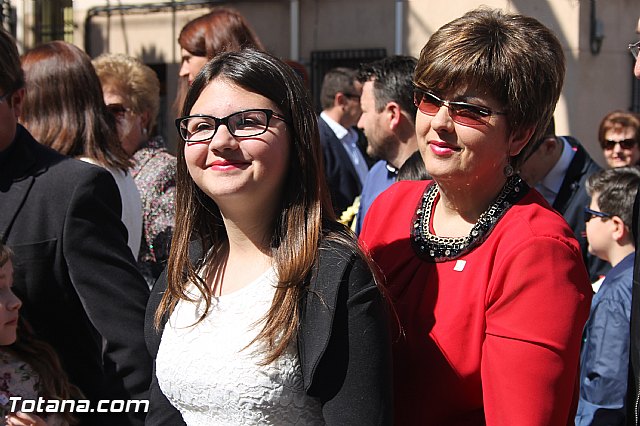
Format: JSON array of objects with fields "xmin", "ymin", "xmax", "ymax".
[
  {"xmin": 20, "ymin": 42, "xmax": 143, "ymax": 259},
  {"xmin": 145, "ymin": 49, "xmax": 392, "ymax": 425},
  {"xmin": 359, "ymin": 8, "xmax": 592, "ymax": 425},
  {"xmin": 93, "ymin": 53, "xmax": 177, "ymax": 288},
  {"xmin": 597, "ymin": 110, "xmax": 640, "ymax": 168}
]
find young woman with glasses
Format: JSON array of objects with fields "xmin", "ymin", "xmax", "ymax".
[
  {"xmin": 359, "ymin": 8, "xmax": 592, "ymax": 425},
  {"xmin": 597, "ymin": 110, "xmax": 640, "ymax": 168},
  {"xmin": 145, "ymin": 49, "xmax": 392, "ymax": 425}
]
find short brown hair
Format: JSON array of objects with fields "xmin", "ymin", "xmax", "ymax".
[
  {"xmin": 586, "ymin": 167, "xmax": 640, "ymax": 229},
  {"xmin": 414, "ymin": 8, "xmax": 565, "ymax": 168},
  {"xmin": 319, "ymin": 67, "xmax": 358, "ymax": 110},
  {"xmin": 597, "ymin": 110, "xmax": 640, "ymax": 149}
]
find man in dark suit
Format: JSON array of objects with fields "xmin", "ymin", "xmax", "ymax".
[
  {"xmin": 318, "ymin": 67, "xmax": 372, "ymax": 216},
  {"xmin": 627, "ymin": 17, "xmax": 640, "ymax": 425},
  {"xmin": 0, "ymin": 29, "xmax": 150, "ymax": 425},
  {"xmin": 520, "ymin": 119, "xmax": 609, "ymax": 282}
]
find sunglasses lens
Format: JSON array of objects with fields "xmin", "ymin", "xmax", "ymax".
[
  {"xmin": 603, "ymin": 138, "xmax": 637, "ymax": 150},
  {"xmin": 414, "ymin": 92, "xmax": 439, "ymax": 115},
  {"xmin": 621, "ymin": 139, "xmax": 637, "ymax": 149},
  {"xmin": 449, "ymin": 105, "xmax": 488, "ymax": 126}
]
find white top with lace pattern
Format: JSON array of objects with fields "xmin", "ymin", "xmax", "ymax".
[{"xmin": 155, "ymin": 267, "xmax": 325, "ymax": 425}]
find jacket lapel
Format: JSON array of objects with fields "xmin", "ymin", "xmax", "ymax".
[{"xmin": 553, "ymin": 136, "xmax": 588, "ymax": 212}]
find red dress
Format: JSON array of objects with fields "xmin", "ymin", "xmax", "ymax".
[{"xmin": 360, "ymin": 180, "xmax": 592, "ymax": 426}]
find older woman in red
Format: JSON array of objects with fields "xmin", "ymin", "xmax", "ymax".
[{"xmin": 360, "ymin": 8, "xmax": 592, "ymax": 425}]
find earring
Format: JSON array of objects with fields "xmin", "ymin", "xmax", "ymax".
[
  {"xmin": 142, "ymin": 127, "xmax": 148, "ymax": 136},
  {"xmin": 503, "ymin": 164, "xmax": 514, "ymax": 177}
]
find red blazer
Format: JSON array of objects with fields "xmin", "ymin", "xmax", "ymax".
[{"xmin": 361, "ymin": 180, "xmax": 592, "ymax": 426}]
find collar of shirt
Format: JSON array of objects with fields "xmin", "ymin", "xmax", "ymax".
[
  {"xmin": 320, "ymin": 111, "xmax": 350, "ymax": 140},
  {"xmin": 536, "ymin": 136, "xmax": 576, "ymax": 204}
]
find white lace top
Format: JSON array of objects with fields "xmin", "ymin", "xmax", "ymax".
[{"xmin": 156, "ymin": 268, "xmax": 325, "ymax": 425}]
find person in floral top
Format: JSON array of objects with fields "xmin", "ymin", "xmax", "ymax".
[{"xmin": 93, "ymin": 53, "xmax": 177, "ymax": 287}]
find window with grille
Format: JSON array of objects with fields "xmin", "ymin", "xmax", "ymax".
[{"xmin": 34, "ymin": 0, "xmax": 73, "ymax": 43}]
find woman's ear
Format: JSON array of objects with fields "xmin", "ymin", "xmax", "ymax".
[
  {"xmin": 140, "ymin": 111, "xmax": 151, "ymax": 133},
  {"xmin": 509, "ymin": 126, "xmax": 536, "ymax": 157}
]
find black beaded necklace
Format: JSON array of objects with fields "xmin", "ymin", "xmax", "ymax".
[{"xmin": 411, "ymin": 175, "xmax": 529, "ymax": 262}]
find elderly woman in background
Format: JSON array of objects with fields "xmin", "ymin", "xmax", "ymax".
[
  {"xmin": 174, "ymin": 7, "xmax": 264, "ymax": 113},
  {"xmin": 93, "ymin": 53, "xmax": 176, "ymax": 287},
  {"xmin": 145, "ymin": 48, "xmax": 391, "ymax": 425},
  {"xmin": 20, "ymin": 41, "xmax": 142, "ymax": 259},
  {"xmin": 360, "ymin": 8, "xmax": 592, "ymax": 425},
  {"xmin": 597, "ymin": 110, "xmax": 640, "ymax": 168}
]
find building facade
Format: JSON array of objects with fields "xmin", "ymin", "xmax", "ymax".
[{"xmin": 3, "ymin": 0, "xmax": 639, "ymax": 163}]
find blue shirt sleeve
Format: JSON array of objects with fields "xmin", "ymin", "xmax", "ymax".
[{"xmin": 576, "ymin": 297, "xmax": 630, "ymax": 426}]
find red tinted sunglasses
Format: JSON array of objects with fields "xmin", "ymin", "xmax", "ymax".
[{"xmin": 413, "ymin": 89, "xmax": 506, "ymax": 127}]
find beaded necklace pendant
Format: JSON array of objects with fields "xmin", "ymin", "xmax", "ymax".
[{"xmin": 411, "ymin": 175, "xmax": 529, "ymax": 262}]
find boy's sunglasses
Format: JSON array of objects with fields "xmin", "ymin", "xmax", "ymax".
[
  {"xmin": 601, "ymin": 138, "xmax": 637, "ymax": 150},
  {"xmin": 413, "ymin": 89, "xmax": 507, "ymax": 127},
  {"xmin": 583, "ymin": 207, "xmax": 611, "ymax": 222}
]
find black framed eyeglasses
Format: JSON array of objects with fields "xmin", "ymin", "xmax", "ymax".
[
  {"xmin": 176, "ymin": 109, "xmax": 290, "ymax": 144},
  {"xmin": 629, "ymin": 40, "xmax": 640, "ymax": 59},
  {"xmin": 601, "ymin": 138, "xmax": 637, "ymax": 150},
  {"xmin": 413, "ymin": 89, "xmax": 507, "ymax": 127},
  {"xmin": 584, "ymin": 207, "xmax": 611, "ymax": 222}
]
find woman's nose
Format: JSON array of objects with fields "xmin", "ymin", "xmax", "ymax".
[
  {"xmin": 208, "ymin": 124, "xmax": 239, "ymax": 152},
  {"xmin": 430, "ymin": 105, "xmax": 455, "ymax": 132}
]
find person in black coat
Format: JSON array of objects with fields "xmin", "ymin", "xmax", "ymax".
[
  {"xmin": 145, "ymin": 49, "xmax": 392, "ymax": 425},
  {"xmin": 627, "ymin": 17, "xmax": 640, "ymax": 425},
  {"xmin": 0, "ymin": 28, "xmax": 150, "ymax": 425}
]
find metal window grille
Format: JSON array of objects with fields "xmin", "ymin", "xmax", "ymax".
[
  {"xmin": 310, "ymin": 48, "xmax": 387, "ymax": 112},
  {"xmin": 34, "ymin": 0, "xmax": 73, "ymax": 43}
]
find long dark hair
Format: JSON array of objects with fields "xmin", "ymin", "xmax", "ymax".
[
  {"xmin": 20, "ymin": 41, "xmax": 131, "ymax": 171},
  {"xmin": 157, "ymin": 49, "xmax": 369, "ymax": 363}
]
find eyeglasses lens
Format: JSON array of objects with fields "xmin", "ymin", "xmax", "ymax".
[
  {"xmin": 602, "ymin": 138, "xmax": 637, "ymax": 150},
  {"xmin": 229, "ymin": 110, "xmax": 269, "ymax": 137},
  {"xmin": 414, "ymin": 91, "xmax": 490, "ymax": 126}
]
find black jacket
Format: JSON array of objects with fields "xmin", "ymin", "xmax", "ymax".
[
  {"xmin": 627, "ymin": 187, "xmax": 640, "ymax": 425},
  {"xmin": 0, "ymin": 125, "xmax": 151, "ymax": 425},
  {"xmin": 144, "ymin": 238, "xmax": 392, "ymax": 425},
  {"xmin": 553, "ymin": 136, "xmax": 609, "ymax": 281}
]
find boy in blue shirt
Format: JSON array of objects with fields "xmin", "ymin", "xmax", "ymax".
[{"xmin": 577, "ymin": 167, "xmax": 640, "ymax": 425}]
